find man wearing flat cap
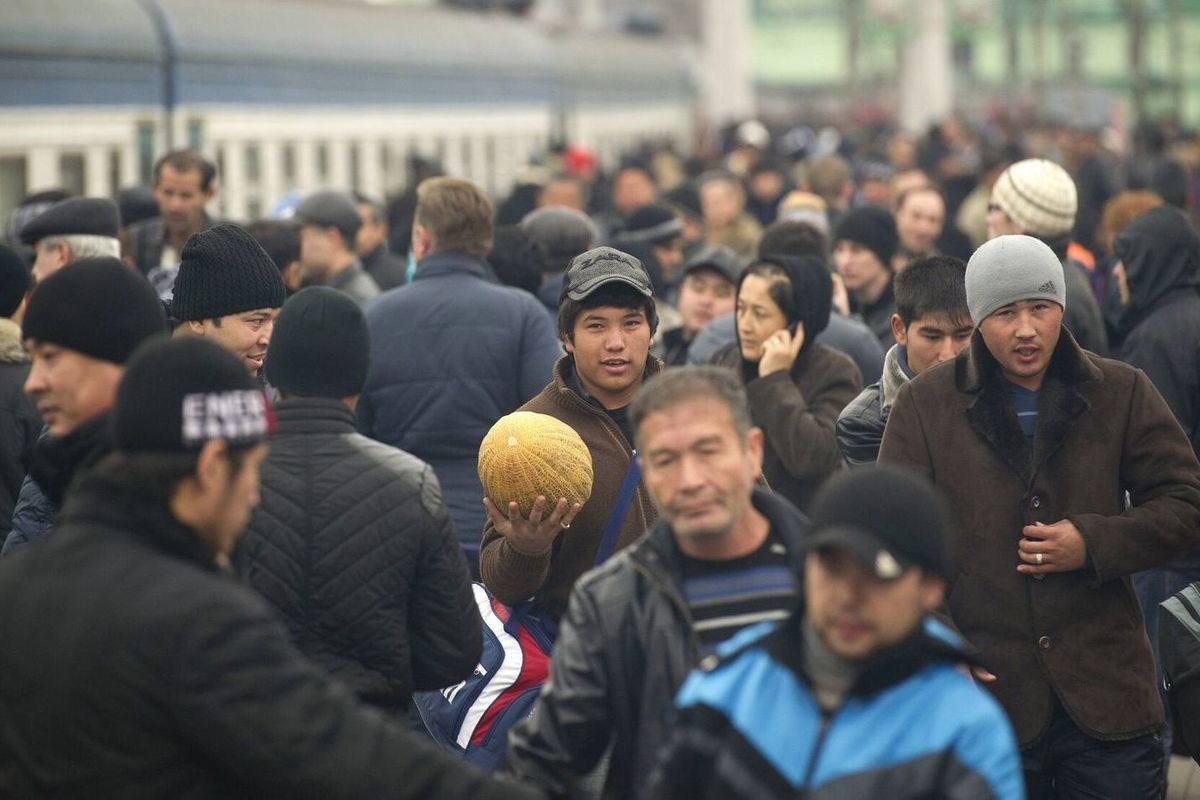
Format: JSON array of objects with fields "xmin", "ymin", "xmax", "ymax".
[
  {"xmin": 880, "ymin": 234, "xmax": 1200, "ymax": 796},
  {"xmin": 19, "ymin": 196, "xmax": 120, "ymax": 286},
  {"xmin": 295, "ymin": 190, "xmax": 380, "ymax": 306}
]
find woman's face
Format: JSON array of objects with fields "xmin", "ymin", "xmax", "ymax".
[{"xmin": 736, "ymin": 273, "xmax": 789, "ymax": 362}]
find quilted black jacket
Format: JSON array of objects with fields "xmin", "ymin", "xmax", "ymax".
[{"xmin": 237, "ymin": 398, "xmax": 481, "ymax": 713}]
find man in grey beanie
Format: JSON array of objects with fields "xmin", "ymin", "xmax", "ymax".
[
  {"xmin": 986, "ymin": 158, "xmax": 1108, "ymax": 356},
  {"xmin": 880, "ymin": 234, "xmax": 1200, "ymax": 797}
]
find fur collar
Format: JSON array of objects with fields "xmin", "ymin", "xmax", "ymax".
[
  {"xmin": 879, "ymin": 344, "xmax": 910, "ymax": 410},
  {"xmin": 954, "ymin": 328, "xmax": 1101, "ymax": 485},
  {"xmin": 0, "ymin": 318, "xmax": 28, "ymax": 364}
]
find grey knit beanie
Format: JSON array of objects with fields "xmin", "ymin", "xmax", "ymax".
[{"xmin": 965, "ymin": 235, "xmax": 1066, "ymax": 325}]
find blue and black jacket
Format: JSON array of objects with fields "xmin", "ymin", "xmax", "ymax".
[{"xmin": 643, "ymin": 613, "xmax": 1024, "ymax": 799}]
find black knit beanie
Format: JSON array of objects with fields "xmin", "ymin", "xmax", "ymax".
[
  {"xmin": 171, "ymin": 224, "xmax": 286, "ymax": 322},
  {"xmin": 264, "ymin": 287, "xmax": 370, "ymax": 398},
  {"xmin": 115, "ymin": 336, "xmax": 271, "ymax": 454},
  {"xmin": 832, "ymin": 206, "xmax": 898, "ymax": 269},
  {"xmin": 22, "ymin": 256, "xmax": 167, "ymax": 364},
  {"xmin": 740, "ymin": 254, "xmax": 833, "ymax": 340}
]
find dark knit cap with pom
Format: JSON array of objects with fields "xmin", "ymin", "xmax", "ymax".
[{"xmin": 171, "ymin": 224, "xmax": 286, "ymax": 322}]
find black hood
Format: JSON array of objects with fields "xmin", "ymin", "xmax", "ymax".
[{"xmin": 1114, "ymin": 206, "xmax": 1200, "ymax": 318}]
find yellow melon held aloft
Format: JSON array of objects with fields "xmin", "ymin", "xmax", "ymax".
[{"xmin": 478, "ymin": 411, "xmax": 594, "ymax": 519}]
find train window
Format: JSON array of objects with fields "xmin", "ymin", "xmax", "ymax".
[
  {"xmin": 0, "ymin": 157, "xmax": 27, "ymax": 225},
  {"xmin": 245, "ymin": 144, "xmax": 261, "ymax": 183},
  {"xmin": 380, "ymin": 142, "xmax": 392, "ymax": 191},
  {"xmin": 59, "ymin": 154, "xmax": 85, "ymax": 196},
  {"xmin": 109, "ymin": 149, "xmax": 121, "ymax": 196},
  {"xmin": 316, "ymin": 143, "xmax": 329, "ymax": 181},
  {"xmin": 282, "ymin": 143, "xmax": 297, "ymax": 186},
  {"xmin": 137, "ymin": 122, "xmax": 155, "ymax": 184},
  {"xmin": 187, "ymin": 120, "xmax": 205, "ymax": 152}
]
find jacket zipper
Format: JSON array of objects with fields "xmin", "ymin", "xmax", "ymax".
[{"xmin": 799, "ymin": 709, "xmax": 836, "ymax": 796}]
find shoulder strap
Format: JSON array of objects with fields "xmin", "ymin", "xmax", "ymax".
[{"xmin": 593, "ymin": 452, "xmax": 642, "ymax": 567}]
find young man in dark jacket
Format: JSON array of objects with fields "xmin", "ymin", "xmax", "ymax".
[
  {"xmin": 2, "ymin": 258, "xmax": 166, "ymax": 555},
  {"xmin": 479, "ymin": 247, "xmax": 660, "ymax": 621},
  {"xmin": 837, "ymin": 255, "xmax": 973, "ymax": 466},
  {"xmin": 237, "ymin": 287, "xmax": 480, "ymax": 714},
  {"xmin": 880, "ymin": 234, "xmax": 1200, "ymax": 797},
  {"xmin": 0, "ymin": 336, "xmax": 538, "ymax": 800},
  {"xmin": 646, "ymin": 467, "xmax": 1022, "ymax": 799},
  {"xmin": 503, "ymin": 366, "xmax": 808, "ymax": 799}
]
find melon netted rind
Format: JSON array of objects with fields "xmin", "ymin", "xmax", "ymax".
[{"xmin": 478, "ymin": 411, "xmax": 594, "ymax": 518}]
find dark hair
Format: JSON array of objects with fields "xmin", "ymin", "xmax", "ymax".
[
  {"xmin": 739, "ymin": 260, "xmax": 794, "ymax": 318},
  {"xmin": 0, "ymin": 244, "xmax": 30, "ymax": 318},
  {"xmin": 153, "ymin": 150, "xmax": 217, "ymax": 191},
  {"xmin": 557, "ymin": 282, "xmax": 658, "ymax": 340},
  {"xmin": 244, "ymin": 220, "xmax": 300, "ymax": 273},
  {"xmin": 488, "ymin": 226, "xmax": 542, "ymax": 295},
  {"xmin": 92, "ymin": 446, "xmax": 253, "ymax": 506},
  {"xmin": 1151, "ymin": 160, "xmax": 1189, "ymax": 209},
  {"xmin": 352, "ymin": 191, "xmax": 386, "ymax": 224},
  {"xmin": 894, "ymin": 184, "xmax": 943, "ymax": 213},
  {"xmin": 894, "ymin": 255, "xmax": 970, "ymax": 327},
  {"xmin": 630, "ymin": 365, "xmax": 752, "ymax": 449},
  {"xmin": 758, "ymin": 220, "xmax": 829, "ymax": 261}
]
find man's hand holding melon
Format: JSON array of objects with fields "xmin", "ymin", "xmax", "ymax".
[{"xmin": 479, "ymin": 412, "xmax": 594, "ymax": 556}]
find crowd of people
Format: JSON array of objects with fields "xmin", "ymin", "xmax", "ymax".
[{"xmin": 0, "ymin": 111, "xmax": 1198, "ymax": 799}]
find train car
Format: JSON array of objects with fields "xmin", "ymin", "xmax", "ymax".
[{"xmin": 0, "ymin": 0, "xmax": 697, "ymax": 221}]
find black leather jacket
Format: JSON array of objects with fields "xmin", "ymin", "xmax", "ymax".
[{"xmin": 504, "ymin": 487, "xmax": 809, "ymax": 800}]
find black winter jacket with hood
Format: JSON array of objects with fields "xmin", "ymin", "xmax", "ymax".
[
  {"xmin": 236, "ymin": 397, "xmax": 481, "ymax": 713},
  {"xmin": 1114, "ymin": 205, "xmax": 1200, "ymax": 455},
  {"xmin": 0, "ymin": 464, "xmax": 537, "ymax": 800}
]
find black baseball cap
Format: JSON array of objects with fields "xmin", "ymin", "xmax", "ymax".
[
  {"xmin": 682, "ymin": 245, "xmax": 742, "ymax": 285},
  {"xmin": 806, "ymin": 466, "xmax": 951, "ymax": 580},
  {"xmin": 562, "ymin": 246, "xmax": 653, "ymax": 301}
]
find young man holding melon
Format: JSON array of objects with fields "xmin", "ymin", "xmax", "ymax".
[
  {"xmin": 479, "ymin": 246, "xmax": 661, "ymax": 622},
  {"xmin": 501, "ymin": 366, "xmax": 809, "ymax": 798}
]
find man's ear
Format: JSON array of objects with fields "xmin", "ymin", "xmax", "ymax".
[
  {"xmin": 194, "ymin": 439, "xmax": 229, "ymax": 494},
  {"xmin": 560, "ymin": 331, "xmax": 575, "ymax": 355},
  {"xmin": 745, "ymin": 426, "xmax": 765, "ymax": 477},
  {"xmin": 890, "ymin": 313, "xmax": 907, "ymax": 346},
  {"xmin": 186, "ymin": 319, "xmax": 206, "ymax": 336},
  {"xmin": 920, "ymin": 574, "xmax": 946, "ymax": 612}
]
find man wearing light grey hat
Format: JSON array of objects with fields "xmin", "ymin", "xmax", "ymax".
[
  {"xmin": 986, "ymin": 157, "xmax": 1109, "ymax": 356},
  {"xmin": 880, "ymin": 233, "xmax": 1200, "ymax": 798}
]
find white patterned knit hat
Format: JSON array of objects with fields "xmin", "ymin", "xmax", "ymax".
[{"xmin": 990, "ymin": 159, "xmax": 1078, "ymax": 238}]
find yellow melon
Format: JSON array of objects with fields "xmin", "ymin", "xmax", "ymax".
[{"xmin": 478, "ymin": 411, "xmax": 593, "ymax": 518}]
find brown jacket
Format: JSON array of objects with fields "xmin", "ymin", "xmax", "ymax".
[
  {"xmin": 713, "ymin": 342, "xmax": 861, "ymax": 513},
  {"xmin": 479, "ymin": 357, "xmax": 659, "ymax": 620},
  {"xmin": 880, "ymin": 330, "xmax": 1200, "ymax": 746}
]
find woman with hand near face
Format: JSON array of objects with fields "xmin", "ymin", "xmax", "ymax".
[{"xmin": 710, "ymin": 255, "xmax": 863, "ymax": 512}]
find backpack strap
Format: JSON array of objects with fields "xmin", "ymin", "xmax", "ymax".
[{"xmin": 593, "ymin": 451, "xmax": 641, "ymax": 567}]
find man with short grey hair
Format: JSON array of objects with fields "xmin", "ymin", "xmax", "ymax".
[
  {"xmin": 19, "ymin": 197, "xmax": 120, "ymax": 286},
  {"xmin": 880, "ymin": 233, "xmax": 1200, "ymax": 797},
  {"xmin": 504, "ymin": 365, "xmax": 808, "ymax": 799}
]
